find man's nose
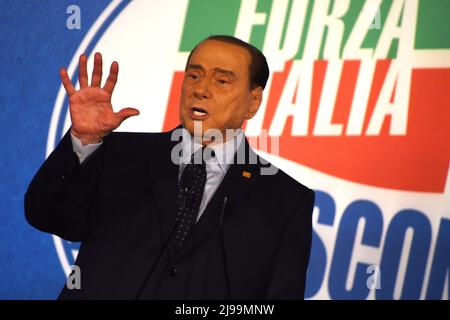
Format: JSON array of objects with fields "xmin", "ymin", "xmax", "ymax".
[{"xmin": 193, "ymin": 78, "xmax": 212, "ymax": 99}]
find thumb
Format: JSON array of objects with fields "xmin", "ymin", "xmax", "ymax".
[{"xmin": 116, "ymin": 107, "xmax": 140, "ymax": 122}]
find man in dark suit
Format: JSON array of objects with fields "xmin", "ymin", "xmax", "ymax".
[{"xmin": 25, "ymin": 35, "xmax": 315, "ymax": 299}]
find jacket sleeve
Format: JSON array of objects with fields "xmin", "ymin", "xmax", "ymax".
[
  {"xmin": 24, "ymin": 129, "xmax": 103, "ymax": 242},
  {"xmin": 265, "ymin": 188, "xmax": 315, "ymax": 299}
]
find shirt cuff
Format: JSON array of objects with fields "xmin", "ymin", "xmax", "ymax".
[{"xmin": 70, "ymin": 133, "xmax": 102, "ymax": 164}]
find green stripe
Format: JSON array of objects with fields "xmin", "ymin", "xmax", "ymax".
[
  {"xmin": 416, "ymin": 0, "xmax": 450, "ymax": 49},
  {"xmin": 179, "ymin": 0, "xmax": 242, "ymax": 52},
  {"xmin": 179, "ymin": 0, "xmax": 449, "ymax": 57}
]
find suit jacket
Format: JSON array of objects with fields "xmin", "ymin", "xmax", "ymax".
[{"xmin": 24, "ymin": 127, "xmax": 315, "ymax": 299}]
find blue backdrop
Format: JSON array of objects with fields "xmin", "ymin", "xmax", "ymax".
[{"xmin": 0, "ymin": 0, "xmax": 112, "ymax": 299}]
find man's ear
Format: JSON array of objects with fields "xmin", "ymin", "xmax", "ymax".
[{"xmin": 245, "ymin": 86, "xmax": 263, "ymax": 120}]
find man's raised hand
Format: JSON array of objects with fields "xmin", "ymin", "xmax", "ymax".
[{"xmin": 60, "ymin": 52, "xmax": 140, "ymax": 145}]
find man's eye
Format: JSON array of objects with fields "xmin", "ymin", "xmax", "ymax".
[
  {"xmin": 188, "ymin": 73, "xmax": 198, "ymax": 80},
  {"xmin": 217, "ymin": 79, "xmax": 229, "ymax": 85}
]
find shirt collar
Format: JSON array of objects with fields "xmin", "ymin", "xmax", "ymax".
[{"xmin": 180, "ymin": 127, "xmax": 245, "ymax": 172}]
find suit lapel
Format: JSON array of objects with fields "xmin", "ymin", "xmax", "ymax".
[{"xmin": 145, "ymin": 131, "xmax": 180, "ymax": 259}]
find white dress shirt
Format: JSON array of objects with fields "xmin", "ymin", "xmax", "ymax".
[{"xmin": 70, "ymin": 128, "xmax": 244, "ymax": 221}]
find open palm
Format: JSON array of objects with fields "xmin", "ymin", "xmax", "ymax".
[{"xmin": 60, "ymin": 52, "xmax": 139, "ymax": 145}]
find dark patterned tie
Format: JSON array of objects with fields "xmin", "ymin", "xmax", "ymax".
[{"xmin": 173, "ymin": 147, "xmax": 207, "ymax": 249}]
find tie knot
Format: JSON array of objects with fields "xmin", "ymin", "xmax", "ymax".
[{"xmin": 189, "ymin": 146, "xmax": 215, "ymax": 164}]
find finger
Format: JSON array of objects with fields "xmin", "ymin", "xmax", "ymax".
[
  {"xmin": 78, "ymin": 54, "xmax": 89, "ymax": 88},
  {"xmin": 59, "ymin": 68, "xmax": 76, "ymax": 96},
  {"xmin": 115, "ymin": 107, "xmax": 140, "ymax": 124},
  {"xmin": 90, "ymin": 52, "xmax": 103, "ymax": 87},
  {"xmin": 103, "ymin": 61, "xmax": 119, "ymax": 95}
]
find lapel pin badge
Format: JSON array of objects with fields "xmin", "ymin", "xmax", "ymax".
[{"xmin": 242, "ymin": 171, "xmax": 251, "ymax": 178}]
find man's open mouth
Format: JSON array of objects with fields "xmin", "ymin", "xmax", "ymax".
[{"xmin": 190, "ymin": 107, "xmax": 209, "ymax": 119}]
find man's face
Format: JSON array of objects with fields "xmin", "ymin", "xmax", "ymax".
[{"xmin": 179, "ymin": 40, "xmax": 262, "ymax": 143}]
